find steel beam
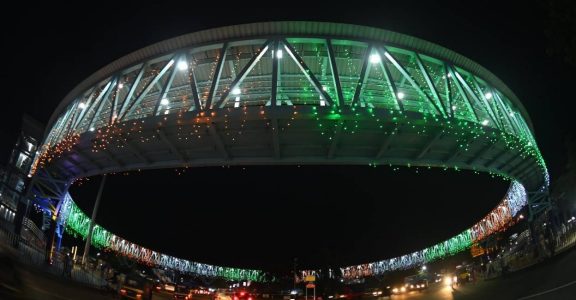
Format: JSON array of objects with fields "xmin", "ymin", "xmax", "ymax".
[
  {"xmin": 100, "ymin": 149, "xmax": 124, "ymax": 167},
  {"xmin": 215, "ymin": 41, "xmax": 271, "ymax": 108},
  {"xmin": 271, "ymin": 40, "xmax": 279, "ymax": 108},
  {"xmin": 352, "ymin": 45, "xmax": 372, "ymax": 107},
  {"xmin": 184, "ymin": 53, "xmax": 202, "ymax": 111},
  {"xmin": 153, "ymin": 55, "xmax": 180, "ymax": 116},
  {"xmin": 65, "ymin": 155, "xmax": 88, "ymax": 174},
  {"xmin": 206, "ymin": 123, "xmax": 230, "ymax": 160},
  {"xmin": 122, "ymin": 58, "xmax": 176, "ymax": 120},
  {"xmin": 485, "ymin": 149, "xmax": 509, "ymax": 168},
  {"xmin": 88, "ymin": 78, "xmax": 117, "ymax": 130},
  {"xmin": 205, "ymin": 43, "xmax": 229, "ymax": 109},
  {"xmin": 282, "ymin": 39, "xmax": 334, "ymax": 106},
  {"xmin": 376, "ymin": 47, "xmax": 405, "ymax": 112},
  {"xmin": 447, "ymin": 64, "xmax": 479, "ymax": 122},
  {"xmin": 444, "ymin": 137, "xmax": 473, "ymax": 162},
  {"xmin": 326, "ymin": 39, "xmax": 345, "ymax": 107},
  {"xmin": 118, "ymin": 63, "xmax": 148, "ymax": 118},
  {"xmin": 383, "ymin": 48, "xmax": 443, "ymax": 116},
  {"xmin": 415, "ymin": 53, "xmax": 447, "ymax": 117}
]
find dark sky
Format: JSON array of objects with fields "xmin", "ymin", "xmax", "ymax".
[{"xmin": 2, "ymin": 1, "xmax": 575, "ymax": 273}]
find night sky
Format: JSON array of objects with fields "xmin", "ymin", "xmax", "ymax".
[{"xmin": 2, "ymin": 1, "xmax": 575, "ymax": 273}]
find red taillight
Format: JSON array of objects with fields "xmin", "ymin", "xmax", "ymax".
[
  {"xmin": 136, "ymin": 294, "xmax": 142, "ymax": 299},
  {"xmin": 234, "ymin": 296, "xmax": 239, "ymax": 300},
  {"xmin": 249, "ymin": 297, "xmax": 253, "ymax": 300},
  {"xmin": 240, "ymin": 292, "xmax": 246, "ymax": 296},
  {"xmin": 120, "ymin": 289, "xmax": 127, "ymax": 294}
]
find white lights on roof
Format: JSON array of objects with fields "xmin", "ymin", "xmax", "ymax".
[
  {"xmin": 89, "ymin": 127, "xmax": 95, "ymax": 132},
  {"xmin": 320, "ymin": 100, "xmax": 326, "ymax": 106},
  {"xmin": 322, "ymin": 86, "xmax": 328, "ymax": 91},
  {"xmin": 177, "ymin": 60, "xmax": 188, "ymax": 71},
  {"xmin": 509, "ymin": 112, "xmax": 515, "ymax": 117},
  {"xmin": 232, "ymin": 87, "xmax": 241, "ymax": 95},
  {"xmin": 397, "ymin": 92, "xmax": 405, "ymax": 99},
  {"xmin": 164, "ymin": 109, "xmax": 170, "ymax": 115},
  {"xmin": 118, "ymin": 83, "xmax": 124, "ymax": 89},
  {"xmin": 452, "ymin": 105, "xmax": 457, "ymax": 111},
  {"xmin": 160, "ymin": 98, "xmax": 169, "ymax": 105},
  {"xmin": 276, "ymin": 49, "xmax": 283, "ymax": 59},
  {"xmin": 482, "ymin": 119, "xmax": 489, "ymax": 126},
  {"xmin": 234, "ymin": 96, "xmax": 240, "ymax": 108},
  {"xmin": 78, "ymin": 102, "xmax": 87, "ymax": 110},
  {"xmin": 369, "ymin": 53, "xmax": 381, "ymax": 64},
  {"xmin": 485, "ymin": 92, "xmax": 493, "ymax": 99}
]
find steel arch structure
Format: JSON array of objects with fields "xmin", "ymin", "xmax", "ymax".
[{"xmin": 26, "ymin": 22, "xmax": 548, "ymax": 280}]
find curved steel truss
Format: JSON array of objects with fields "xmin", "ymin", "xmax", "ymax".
[{"xmin": 27, "ymin": 22, "xmax": 549, "ymax": 280}]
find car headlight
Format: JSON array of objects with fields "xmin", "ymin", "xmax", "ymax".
[
  {"xmin": 392, "ymin": 288, "xmax": 398, "ymax": 294},
  {"xmin": 400, "ymin": 287, "xmax": 406, "ymax": 292}
]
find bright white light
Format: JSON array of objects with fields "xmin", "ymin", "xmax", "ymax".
[
  {"xmin": 320, "ymin": 100, "xmax": 326, "ymax": 106},
  {"xmin": 290, "ymin": 291, "xmax": 297, "ymax": 295},
  {"xmin": 160, "ymin": 98, "xmax": 169, "ymax": 105},
  {"xmin": 164, "ymin": 109, "xmax": 170, "ymax": 115},
  {"xmin": 276, "ymin": 49, "xmax": 283, "ymax": 59},
  {"xmin": 397, "ymin": 92, "xmax": 405, "ymax": 99},
  {"xmin": 322, "ymin": 86, "xmax": 328, "ymax": 91},
  {"xmin": 177, "ymin": 60, "xmax": 188, "ymax": 71},
  {"xmin": 422, "ymin": 265, "xmax": 427, "ymax": 270},
  {"xmin": 89, "ymin": 127, "xmax": 95, "ymax": 132},
  {"xmin": 369, "ymin": 53, "xmax": 381, "ymax": 64},
  {"xmin": 118, "ymin": 83, "xmax": 124, "ymax": 89},
  {"xmin": 482, "ymin": 119, "xmax": 489, "ymax": 126},
  {"xmin": 509, "ymin": 112, "xmax": 515, "ymax": 117},
  {"xmin": 485, "ymin": 92, "xmax": 493, "ymax": 99},
  {"xmin": 452, "ymin": 105, "xmax": 457, "ymax": 110},
  {"xmin": 79, "ymin": 102, "xmax": 87, "ymax": 110},
  {"xmin": 232, "ymin": 87, "xmax": 241, "ymax": 95}
]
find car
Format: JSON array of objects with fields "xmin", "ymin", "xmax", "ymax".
[
  {"xmin": 119, "ymin": 275, "xmax": 153, "ymax": 300},
  {"xmin": 214, "ymin": 291, "xmax": 232, "ymax": 300},
  {"xmin": 174, "ymin": 284, "xmax": 191, "ymax": 299},
  {"xmin": 233, "ymin": 290, "xmax": 254, "ymax": 300}
]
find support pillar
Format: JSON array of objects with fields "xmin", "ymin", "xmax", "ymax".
[{"xmin": 82, "ymin": 174, "xmax": 107, "ymax": 265}]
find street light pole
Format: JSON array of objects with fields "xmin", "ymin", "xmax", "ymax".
[{"xmin": 82, "ymin": 174, "xmax": 107, "ymax": 265}]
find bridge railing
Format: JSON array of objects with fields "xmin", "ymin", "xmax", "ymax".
[{"xmin": 0, "ymin": 223, "xmax": 107, "ymax": 290}]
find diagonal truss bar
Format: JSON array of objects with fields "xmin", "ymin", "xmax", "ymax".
[
  {"xmin": 444, "ymin": 63, "xmax": 454, "ymax": 118},
  {"xmin": 351, "ymin": 45, "xmax": 372, "ymax": 107},
  {"xmin": 375, "ymin": 47, "xmax": 404, "ymax": 112},
  {"xmin": 383, "ymin": 48, "xmax": 444, "ymax": 116},
  {"xmin": 271, "ymin": 40, "xmax": 280, "ymax": 108},
  {"xmin": 72, "ymin": 86, "xmax": 98, "ymax": 130},
  {"xmin": 206, "ymin": 123, "xmax": 230, "ymax": 160},
  {"xmin": 215, "ymin": 40, "xmax": 271, "ymax": 108},
  {"xmin": 415, "ymin": 131, "xmax": 443, "ymax": 159},
  {"xmin": 110, "ymin": 78, "xmax": 123, "ymax": 125},
  {"xmin": 328, "ymin": 120, "xmax": 345, "ymax": 158},
  {"xmin": 158, "ymin": 129, "xmax": 187, "ymax": 162},
  {"xmin": 88, "ymin": 78, "xmax": 117, "ymax": 130},
  {"xmin": 453, "ymin": 71, "xmax": 499, "ymax": 128},
  {"xmin": 118, "ymin": 63, "xmax": 148, "ymax": 119},
  {"xmin": 447, "ymin": 65, "xmax": 479, "ymax": 122},
  {"xmin": 205, "ymin": 43, "xmax": 229, "ymax": 109},
  {"xmin": 185, "ymin": 53, "xmax": 202, "ymax": 111},
  {"xmin": 415, "ymin": 53, "xmax": 447, "ymax": 117},
  {"xmin": 282, "ymin": 39, "xmax": 334, "ymax": 106},
  {"xmin": 122, "ymin": 58, "xmax": 176, "ymax": 120},
  {"xmin": 326, "ymin": 39, "xmax": 345, "ymax": 107},
  {"xmin": 471, "ymin": 78, "xmax": 503, "ymax": 129},
  {"xmin": 493, "ymin": 90, "xmax": 522, "ymax": 137},
  {"xmin": 153, "ymin": 55, "xmax": 181, "ymax": 116},
  {"xmin": 271, "ymin": 118, "xmax": 280, "ymax": 159}
]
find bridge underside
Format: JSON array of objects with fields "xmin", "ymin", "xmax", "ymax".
[{"xmin": 43, "ymin": 106, "xmax": 542, "ymax": 191}]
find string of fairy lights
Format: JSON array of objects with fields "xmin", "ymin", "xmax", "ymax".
[
  {"xmin": 57, "ymin": 193, "xmax": 266, "ymax": 282},
  {"xmin": 32, "ymin": 35, "xmax": 547, "ymax": 280},
  {"xmin": 58, "ymin": 180, "xmax": 526, "ymax": 280}
]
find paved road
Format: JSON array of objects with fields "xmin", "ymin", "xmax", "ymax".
[
  {"xmin": 3, "ymin": 247, "xmax": 574, "ymax": 300},
  {"xmin": 378, "ymin": 247, "xmax": 576, "ymax": 300}
]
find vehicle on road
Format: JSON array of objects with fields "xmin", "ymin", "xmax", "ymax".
[
  {"xmin": 119, "ymin": 275, "xmax": 153, "ymax": 300},
  {"xmin": 174, "ymin": 284, "xmax": 191, "ymax": 299},
  {"xmin": 233, "ymin": 290, "xmax": 253, "ymax": 300}
]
